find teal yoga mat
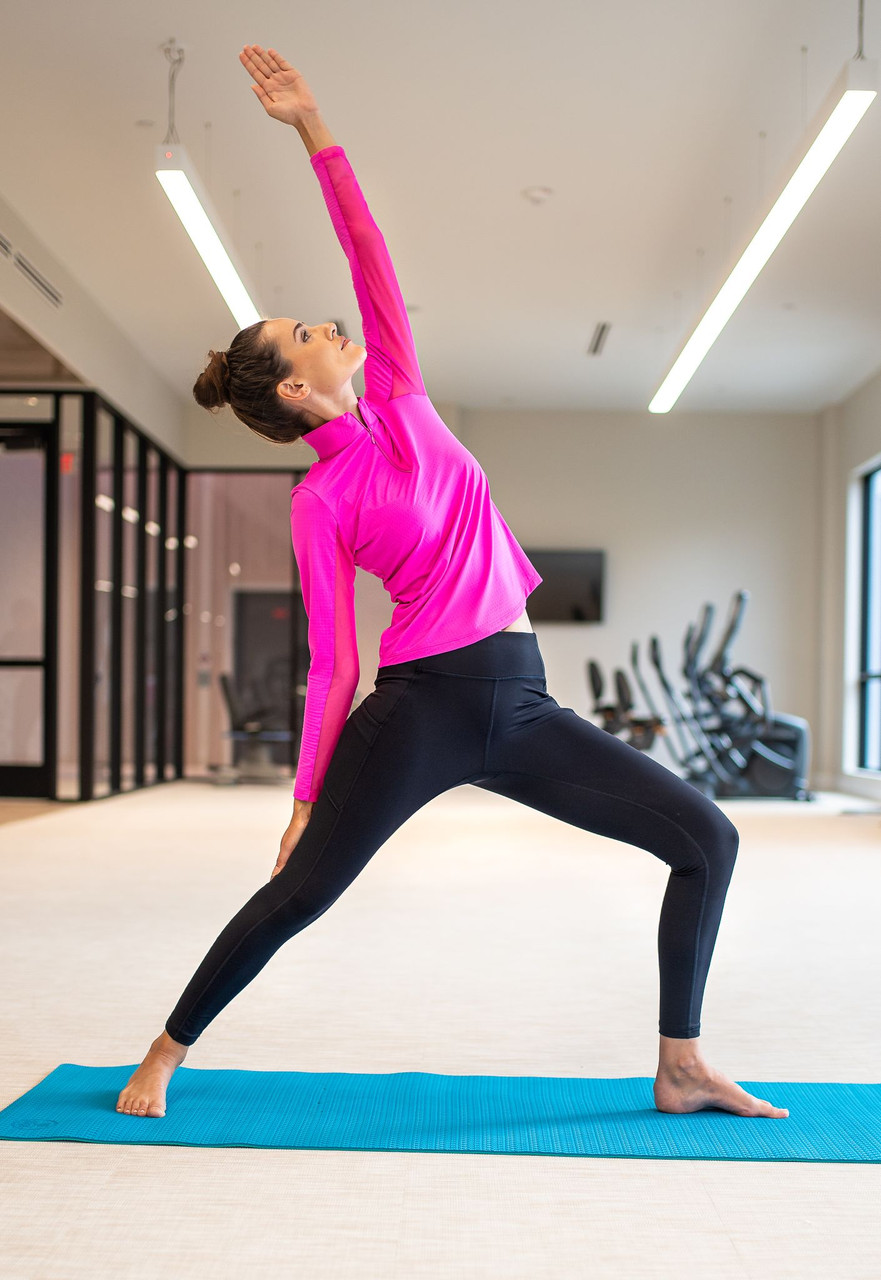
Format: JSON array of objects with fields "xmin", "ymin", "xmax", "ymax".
[{"xmin": 1, "ymin": 1065, "xmax": 879, "ymax": 1161}]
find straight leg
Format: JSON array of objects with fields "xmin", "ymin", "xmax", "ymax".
[
  {"xmin": 116, "ymin": 666, "xmax": 492, "ymax": 1116},
  {"xmin": 165, "ymin": 669, "xmax": 483, "ymax": 1046}
]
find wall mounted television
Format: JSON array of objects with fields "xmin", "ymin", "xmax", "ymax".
[{"xmin": 522, "ymin": 549, "xmax": 605, "ymax": 623}]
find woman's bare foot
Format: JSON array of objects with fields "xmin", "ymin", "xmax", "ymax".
[
  {"xmin": 653, "ymin": 1035, "xmax": 789, "ymax": 1118},
  {"xmin": 116, "ymin": 1031, "xmax": 189, "ymax": 1118}
]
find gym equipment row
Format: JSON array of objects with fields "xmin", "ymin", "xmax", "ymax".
[{"xmin": 588, "ymin": 590, "xmax": 813, "ymax": 800}]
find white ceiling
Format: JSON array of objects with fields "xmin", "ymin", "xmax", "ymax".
[{"xmin": 1, "ymin": 0, "xmax": 879, "ymax": 414}]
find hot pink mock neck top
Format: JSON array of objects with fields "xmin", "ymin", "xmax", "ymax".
[{"xmin": 290, "ymin": 145, "xmax": 542, "ymax": 802}]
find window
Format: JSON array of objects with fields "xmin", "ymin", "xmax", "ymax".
[{"xmin": 859, "ymin": 465, "xmax": 881, "ymax": 770}]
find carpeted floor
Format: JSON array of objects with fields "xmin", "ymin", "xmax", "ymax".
[{"xmin": 1, "ymin": 780, "xmax": 880, "ymax": 1278}]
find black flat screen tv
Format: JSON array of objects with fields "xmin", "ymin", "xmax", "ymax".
[{"xmin": 523, "ymin": 549, "xmax": 605, "ymax": 623}]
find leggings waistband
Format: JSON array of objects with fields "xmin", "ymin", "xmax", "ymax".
[{"xmin": 377, "ymin": 629, "xmax": 545, "ymax": 680}]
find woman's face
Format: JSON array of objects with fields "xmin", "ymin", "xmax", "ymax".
[{"xmin": 265, "ymin": 316, "xmax": 366, "ymax": 402}]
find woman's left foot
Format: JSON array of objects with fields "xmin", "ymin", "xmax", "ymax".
[
  {"xmin": 654, "ymin": 1056, "xmax": 788, "ymax": 1118},
  {"xmin": 116, "ymin": 1031, "xmax": 189, "ymax": 1118}
]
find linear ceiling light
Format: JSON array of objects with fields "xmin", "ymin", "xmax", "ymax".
[
  {"xmin": 155, "ymin": 142, "xmax": 262, "ymax": 329},
  {"xmin": 649, "ymin": 56, "xmax": 877, "ymax": 414},
  {"xmin": 153, "ymin": 40, "xmax": 261, "ymax": 331}
]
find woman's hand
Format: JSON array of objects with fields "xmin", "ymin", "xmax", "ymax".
[
  {"xmin": 271, "ymin": 799, "xmax": 314, "ymax": 880},
  {"xmin": 240, "ymin": 45, "xmax": 320, "ymax": 127}
]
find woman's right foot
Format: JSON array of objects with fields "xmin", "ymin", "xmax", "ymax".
[
  {"xmin": 654, "ymin": 1036, "xmax": 788, "ymax": 1118},
  {"xmin": 116, "ymin": 1031, "xmax": 189, "ymax": 1118}
]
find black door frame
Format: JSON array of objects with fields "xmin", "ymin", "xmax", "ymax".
[
  {"xmin": 0, "ymin": 407, "xmax": 59, "ymax": 797},
  {"xmin": 79, "ymin": 394, "xmax": 187, "ymax": 800},
  {"xmin": 0, "ymin": 395, "xmax": 304, "ymax": 800},
  {"xmin": 0, "ymin": 387, "xmax": 186, "ymax": 801}
]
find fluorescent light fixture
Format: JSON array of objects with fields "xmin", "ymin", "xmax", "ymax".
[
  {"xmin": 650, "ymin": 58, "xmax": 877, "ymax": 414},
  {"xmin": 155, "ymin": 143, "xmax": 262, "ymax": 329}
]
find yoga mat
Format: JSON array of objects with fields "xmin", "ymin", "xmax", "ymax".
[{"xmin": 1, "ymin": 1066, "xmax": 879, "ymax": 1162}]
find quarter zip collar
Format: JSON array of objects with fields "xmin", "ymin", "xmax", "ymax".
[
  {"xmin": 301, "ymin": 398, "xmax": 379, "ymax": 460},
  {"xmin": 302, "ymin": 398, "xmax": 412, "ymax": 471}
]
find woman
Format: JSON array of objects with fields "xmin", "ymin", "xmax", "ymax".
[{"xmin": 117, "ymin": 45, "xmax": 787, "ymax": 1121}]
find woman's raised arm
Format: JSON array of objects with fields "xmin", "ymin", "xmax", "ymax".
[
  {"xmin": 239, "ymin": 45, "xmax": 336, "ymax": 156},
  {"xmin": 241, "ymin": 43, "xmax": 425, "ymax": 402}
]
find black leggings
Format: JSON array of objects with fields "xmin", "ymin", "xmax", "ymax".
[{"xmin": 165, "ymin": 630, "xmax": 738, "ymax": 1046}]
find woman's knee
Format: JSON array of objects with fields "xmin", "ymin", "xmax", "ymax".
[
  {"xmin": 670, "ymin": 802, "xmax": 738, "ymax": 882},
  {"xmin": 707, "ymin": 809, "xmax": 739, "ymax": 880}
]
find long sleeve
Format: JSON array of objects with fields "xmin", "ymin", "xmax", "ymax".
[
  {"xmin": 290, "ymin": 486, "xmax": 360, "ymax": 802},
  {"xmin": 311, "ymin": 145, "xmax": 425, "ymax": 403}
]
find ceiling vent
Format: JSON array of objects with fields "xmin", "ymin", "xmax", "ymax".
[
  {"xmin": 0, "ymin": 231, "xmax": 11, "ymax": 259},
  {"xmin": 13, "ymin": 252, "xmax": 63, "ymax": 308},
  {"xmin": 587, "ymin": 322, "xmax": 611, "ymax": 356}
]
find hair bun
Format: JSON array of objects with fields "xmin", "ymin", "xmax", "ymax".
[{"xmin": 193, "ymin": 348, "xmax": 231, "ymax": 411}]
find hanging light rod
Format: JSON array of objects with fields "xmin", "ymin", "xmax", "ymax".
[
  {"xmin": 153, "ymin": 40, "xmax": 262, "ymax": 330},
  {"xmin": 155, "ymin": 142, "xmax": 262, "ymax": 329},
  {"xmin": 649, "ymin": 56, "xmax": 877, "ymax": 414}
]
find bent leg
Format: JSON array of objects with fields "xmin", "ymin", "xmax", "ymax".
[{"xmin": 480, "ymin": 692, "xmax": 739, "ymax": 1038}]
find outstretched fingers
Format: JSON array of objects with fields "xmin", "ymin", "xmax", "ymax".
[
  {"xmin": 239, "ymin": 45, "xmax": 272, "ymax": 85},
  {"xmin": 238, "ymin": 43, "xmax": 314, "ymax": 123},
  {"xmin": 266, "ymin": 47, "xmax": 295, "ymax": 73}
]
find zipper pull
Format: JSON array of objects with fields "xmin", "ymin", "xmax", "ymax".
[{"xmin": 363, "ymin": 420, "xmax": 375, "ymax": 444}]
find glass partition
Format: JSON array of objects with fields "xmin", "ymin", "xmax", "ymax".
[
  {"xmin": 0, "ymin": 434, "xmax": 44, "ymax": 657},
  {"xmin": 0, "ymin": 387, "xmax": 186, "ymax": 801},
  {"xmin": 57, "ymin": 395, "xmax": 83, "ymax": 799},
  {"xmin": 0, "ymin": 421, "xmax": 52, "ymax": 793},
  {"xmin": 859, "ymin": 467, "xmax": 881, "ymax": 770},
  {"xmin": 0, "ymin": 387, "xmax": 291, "ymax": 802},
  {"xmin": 183, "ymin": 471, "xmax": 306, "ymax": 784}
]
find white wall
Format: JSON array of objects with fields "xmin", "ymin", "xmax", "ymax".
[
  {"xmin": 184, "ymin": 399, "xmax": 316, "ymax": 470},
  {"xmin": 0, "ymin": 190, "xmax": 186, "ymax": 459},
  {"xmin": 460, "ymin": 408, "xmax": 823, "ymax": 774}
]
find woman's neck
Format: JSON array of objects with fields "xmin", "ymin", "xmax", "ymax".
[{"xmin": 304, "ymin": 386, "xmax": 364, "ymax": 430}]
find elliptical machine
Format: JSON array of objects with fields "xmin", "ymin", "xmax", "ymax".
[
  {"xmin": 681, "ymin": 591, "xmax": 812, "ymax": 799},
  {"xmin": 588, "ymin": 590, "xmax": 813, "ymax": 800}
]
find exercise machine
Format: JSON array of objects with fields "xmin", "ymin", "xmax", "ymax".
[{"xmin": 588, "ymin": 591, "xmax": 813, "ymax": 800}]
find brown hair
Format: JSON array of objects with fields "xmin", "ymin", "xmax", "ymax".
[{"xmin": 192, "ymin": 321, "xmax": 309, "ymax": 445}]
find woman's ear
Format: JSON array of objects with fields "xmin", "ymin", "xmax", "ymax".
[{"xmin": 277, "ymin": 378, "xmax": 310, "ymax": 405}]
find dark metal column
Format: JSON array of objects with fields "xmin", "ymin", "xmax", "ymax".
[
  {"xmin": 44, "ymin": 398, "xmax": 60, "ymax": 798},
  {"xmin": 155, "ymin": 453, "xmax": 169, "ymax": 781},
  {"xmin": 134, "ymin": 434, "xmax": 148, "ymax": 786},
  {"xmin": 78, "ymin": 393, "xmax": 97, "ymax": 802},
  {"xmin": 173, "ymin": 464, "xmax": 187, "ymax": 778},
  {"xmin": 109, "ymin": 414, "xmax": 124, "ymax": 793}
]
